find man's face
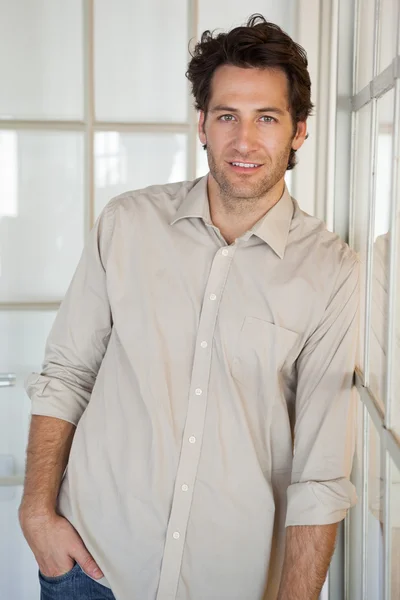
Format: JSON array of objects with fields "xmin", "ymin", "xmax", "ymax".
[{"xmin": 198, "ymin": 65, "xmax": 307, "ymax": 201}]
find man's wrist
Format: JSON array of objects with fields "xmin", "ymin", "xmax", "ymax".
[{"xmin": 19, "ymin": 499, "xmax": 57, "ymax": 526}]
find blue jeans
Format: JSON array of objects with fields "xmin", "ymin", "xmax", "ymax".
[{"xmin": 39, "ymin": 562, "xmax": 116, "ymax": 600}]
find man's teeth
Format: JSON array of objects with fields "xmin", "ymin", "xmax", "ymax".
[{"xmin": 231, "ymin": 162, "xmax": 260, "ymax": 168}]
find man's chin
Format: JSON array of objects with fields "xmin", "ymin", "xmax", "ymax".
[{"xmin": 220, "ymin": 181, "xmax": 264, "ymax": 199}]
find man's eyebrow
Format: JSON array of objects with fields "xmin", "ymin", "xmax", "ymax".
[
  {"xmin": 209, "ymin": 105, "xmax": 287, "ymax": 116},
  {"xmin": 255, "ymin": 107, "xmax": 286, "ymax": 116},
  {"xmin": 209, "ymin": 105, "xmax": 237, "ymax": 113}
]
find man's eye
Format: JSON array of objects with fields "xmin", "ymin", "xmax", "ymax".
[
  {"xmin": 219, "ymin": 114, "xmax": 235, "ymax": 122},
  {"xmin": 260, "ymin": 116, "xmax": 276, "ymax": 123}
]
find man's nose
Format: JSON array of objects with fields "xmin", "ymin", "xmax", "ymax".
[{"xmin": 233, "ymin": 123, "xmax": 258, "ymax": 154}]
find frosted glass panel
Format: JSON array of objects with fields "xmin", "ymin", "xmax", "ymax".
[
  {"xmin": 390, "ymin": 459, "xmax": 400, "ymax": 597},
  {"xmin": 0, "ymin": 131, "xmax": 84, "ymax": 302},
  {"xmin": 352, "ymin": 104, "xmax": 372, "ymax": 371},
  {"xmin": 0, "ymin": 311, "xmax": 55, "ymax": 598},
  {"xmin": 366, "ymin": 418, "xmax": 384, "ymax": 597},
  {"xmin": 356, "ymin": 0, "xmax": 376, "ymax": 92},
  {"xmin": 0, "ymin": 486, "xmax": 40, "ymax": 600},
  {"xmin": 95, "ymin": 0, "xmax": 188, "ymax": 123},
  {"xmin": 369, "ymin": 90, "xmax": 395, "ymax": 410},
  {"xmin": 378, "ymin": 0, "xmax": 399, "ymax": 74},
  {"xmin": 0, "ymin": 311, "xmax": 55, "ymax": 475},
  {"xmin": 197, "ymin": 0, "xmax": 295, "ymax": 39},
  {"xmin": 95, "ymin": 132, "xmax": 187, "ymax": 217},
  {"xmin": 348, "ymin": 398, "xmax": 364, "ymax": 600},
  {"xmin": 196, "ymin": 138, "xmax": 209, "ymax": 179},
  {"xmin": 392, "ymin": 204, "xmax": 400, "ymax": 441},
  {"xmin": 0, "ymin": 0, "xmax": 83, "ymax": 120}
]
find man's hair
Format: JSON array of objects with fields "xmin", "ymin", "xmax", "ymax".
[{"xmin": 186, "ymin": 14, "xmax": 313, "ymax": 170}]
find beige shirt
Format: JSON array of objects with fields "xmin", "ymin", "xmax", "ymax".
[{"xmin": 26, "ymin": 175, "xmax": 359, "ymax": 600}]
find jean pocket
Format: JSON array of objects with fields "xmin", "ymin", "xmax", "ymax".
[{"xmin": 39, "ymin": 561, "xmax": 80, "ymax": 583}]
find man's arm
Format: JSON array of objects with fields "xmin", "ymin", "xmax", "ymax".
[
  {"xmin": 277, "ymin": 524, "xmax": 338, "ymax": 600},
  {"xmin": 19, "ymin": 416, "xmax": 104, "ymax": 579},
  {"xmin": 20, "ymin": 205, "xmax": 115, "ymax": 578},
  {"xmin": 20, "ymin": 416, "xmax": 74, "ymax": 518},
  {"xmin": 279, "ymin": 251, "xmax": 359, "ymax": 595}
]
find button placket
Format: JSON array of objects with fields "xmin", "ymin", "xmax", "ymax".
[{"xmin": 155, "ymin": 245, "xmax": 236, "ymax": 600}]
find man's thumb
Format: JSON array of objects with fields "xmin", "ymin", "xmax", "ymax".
[{"xmin": 74, "ymin": 547, "xmax": 104, "ymax": 579}]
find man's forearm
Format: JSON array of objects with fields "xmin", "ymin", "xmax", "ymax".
[
  {"xmin": 19, "ymin": 415, "xmax": 76, "ymax": 520},
  {"xmin": 277, "ymin": 523, "xmax": 338, "ymax": 600}
]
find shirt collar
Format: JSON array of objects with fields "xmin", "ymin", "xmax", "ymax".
[
  {"xmin": 170, "ymin": 175, "xmax": 211, "ymax": 225},
  {"xmin": 246, "ymin": 184, "xmax": 294, "ymax": 259},
  {"xmin": 170, "ymin": 174, "xmax": 294, "ymax": 259}
]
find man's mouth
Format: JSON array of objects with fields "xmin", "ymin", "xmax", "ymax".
[{"xmin": 228, "ymin": 161, "xmax": 263, "ymax": 172}]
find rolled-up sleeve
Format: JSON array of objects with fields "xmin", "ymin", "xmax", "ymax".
[
  {"xmin": 285, "ymin": 250, "xmax": 360, "ymax": 527},
  {"xmin": 25, "ymin": 202, "xmax": 115, "ymax": 426}
]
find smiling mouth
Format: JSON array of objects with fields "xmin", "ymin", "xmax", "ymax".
[{"xmin": 229, "ymin": 161, "xmax": 263, "ymax": 171}]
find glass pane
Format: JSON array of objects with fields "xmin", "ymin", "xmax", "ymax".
[
  {"xmin": 0, "ymin": 131, "xmax": 84, "ymax": 302},
  {"xmin": 0, "ymin": 486, "xmax": 40, "ymax": 599},
  {"xmin": 348, "ymin": 398, "xmax": 364, "ymax": 600},
  {"xmin": 390, "ymin": 458, "xmax": 400, "ymax": 598},
  {"xmin": 352, "ymin": 104, "xmax": 372, "ymax": 372},
  {"xmin": 356, "ymin": 0, "xmax": 376, "ymax": 92},
  {"xmin": 367, "ymin": 417, "xmax": 384, "ymax": 597},
  {"xmin": 0, "ymin": 310, "xmax": 57, "ymax": 597},
  {"xmin": 0, "ymin": 0, "xmax": 83, "ymax": 120},
  {"xmin": 197, "ymin": 0, "xmax": 295, "ymax": 39},
  {"xmin": 0, "ymin": 311, "xmax": 56, "ymax": 474},
  {"xmin": 378, "ymin": 0, "xmax": 399, "ymax": 74},
  {"xmin": 94, "ymin": 132, "xmax": 187, "ymax": 217},
  {"xmin": 95, "ymin": 0, "xmax": 188, "ymax": 123},
  {"xmin": 369, "ymin": 90, "xmax": 395, "ymax": 409},
  {"xmin": 284, "ymin": 171, "xmax": 293, "ymax": 196},
  {"xmin": 392, "ymin": 206, "xmax": 400, "ymax": 441},
  {"xmin": 196, "ymin": 138, "xmax": 209, "ymax": 179}
]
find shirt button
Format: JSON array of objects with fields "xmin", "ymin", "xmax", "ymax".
[
  {"xmin": 222, "ymin": 249, "xmax": 229, "ymax": 256},
  {"xmin": 209, "ymin": 293, "xmax": 216, "ymax": 301},
  {"xmin": 189, "ymin": 436, "xmax": 196, "ymax": 444},
  {"xmin": 181, "ymin": 484, "xmax": 189, "ymax": 492},
  {"xmin": 195, "ymin": 388, "xmax": 202, "ymax": 395},
  {"xmin": 200, "ymin": 341, "xmax": 208, "ymax": 348},
  {"xmin": 173, "ymin": 532, "xmax": 180, "ymax": 539}
]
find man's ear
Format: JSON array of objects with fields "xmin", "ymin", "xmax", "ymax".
[
  {"xmin": 291, "ymin": 121, "xmax": 307, "ymax": 151},
  {"xmin": 198, "ymin": 111, "xmax": 206, "ymax": 145}
]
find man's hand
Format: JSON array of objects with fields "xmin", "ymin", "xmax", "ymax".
[
  {"xmin": 18, "ymin": 416, "xmax": 103, "ymax": 579},
  {"xmin": 19, "ymin": 510, "xmax": 104, "ymax": 580}
]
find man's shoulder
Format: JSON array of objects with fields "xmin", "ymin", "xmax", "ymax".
[
  {"xmin": 290, "ymin": 197, "xmax": 359, "ymax": 272},
  {"xmin": 101, "ymin": 179, "xmax": 197, "ymax": 220}
]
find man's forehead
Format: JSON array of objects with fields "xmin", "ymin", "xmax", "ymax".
[
  {"xmin": 212, "ymin": 64, "xmax": 288, "ymax": 84},
  {"xmin": 208, "ymin": 66, "xmax": 291, "ymax": 112}
]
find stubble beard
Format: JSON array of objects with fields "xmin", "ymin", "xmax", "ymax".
[{"xmin": 206, "ymin": 141, "xmax": 292, "ymax": 213}]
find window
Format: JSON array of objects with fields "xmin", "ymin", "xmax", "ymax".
[{"xmin": 346, "ymin": 0, "xmax": 400, "ymax": 597}]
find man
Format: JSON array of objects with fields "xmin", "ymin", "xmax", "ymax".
[{"xmin": 19, "ymin": 15, "xmax": 359, "ymax": 600}]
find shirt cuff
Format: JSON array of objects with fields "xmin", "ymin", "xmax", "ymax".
[
  {"xmin": 26, "ymin": 372, "xmax": 88, "ymax": 426},
  {"xmin": 285, "ymin": 478, "xmax": 357, "ymax": 527}
]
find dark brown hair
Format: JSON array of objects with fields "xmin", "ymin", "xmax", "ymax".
[{"xmin": 186, "ymin": 14, "xmax": 313, "ymax": 170}]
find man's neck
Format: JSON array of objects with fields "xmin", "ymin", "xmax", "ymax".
[{"xmin": 207, "ymin": 176, "xmax": 285, "ymax": 245}]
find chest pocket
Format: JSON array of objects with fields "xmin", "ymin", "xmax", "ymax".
[{"xmin": 231, "ymin": 316, "xmax": 299, "ymax": 389}]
